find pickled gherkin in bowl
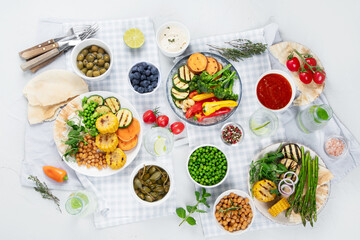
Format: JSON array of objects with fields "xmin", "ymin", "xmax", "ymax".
[{"xmin": 130, "ymin": 163, "xmax": 173, "ymax": 206}]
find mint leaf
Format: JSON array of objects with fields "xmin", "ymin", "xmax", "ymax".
[
  {"xmin": 195, "ymin": 191, "xmax": 200, "ymax": 201},
  {"xmin": 196, "ymin": 209, "xmax": 207, "ymax": 213},
  {"xmin": 186, "ymin": 205, "xmax": 195, "ymax": 213},
  {"xmin": 186, "ymin": 216, "xmax": 196, "ymax": 225},
  {"xmin": 203, "ymin": 193, "xmax": 211, "ymax": 198},
  {"xmin": 176, "ymin": 208, "xmax": 186, "ymax": 219}
]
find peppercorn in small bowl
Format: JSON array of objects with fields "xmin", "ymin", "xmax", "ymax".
[
  {"xmin": 220, "ymin": 122, "xmax": 244, "ymax": 146},
  {"xmin": 186, "ymin": 144, "xmax": 229, "ymax": 188}
]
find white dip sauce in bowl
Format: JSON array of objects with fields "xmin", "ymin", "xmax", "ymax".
[{"xmin": 156, "ymin": 22, "xmax": 190, "ymax": 57}]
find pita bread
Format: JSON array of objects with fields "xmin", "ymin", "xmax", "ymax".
[
  {"xmin": 269, "ymin": 42, "xmax": 325, "ymax": 106},
  {"xmin": 53, "ymin": 97, "xmax": 83, "ymax": 155},
  {"xmin": 23, "ymin": 69, "xmax": 88, "ymax": 107},
  {"xmin": 27, "ymin": 97, "xmax": 75, "ymax": 125},
  {"xmin": 318, "ymin": 165, "xmax": 334, "ymax": 186}
]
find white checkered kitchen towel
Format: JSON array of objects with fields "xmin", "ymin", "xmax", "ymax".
[
  {"xmin": 184, "ymin": 25, "xmax": 285, "ymax": 238},
  {"xmin": 21, "ymin": 17, "xmax": 176, "ymax": 228}
]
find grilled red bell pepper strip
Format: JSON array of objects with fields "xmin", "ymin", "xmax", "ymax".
[
  {"xmin": 197, "ymin": 107, "xmax": 231, "ymax": 122},
  {"xmin": 43, "ymin": 166, "xmax": 68, "ymax": 182},
  {"xmin": 189, "ymin": 91, "xmax": 199, "ymax": 99},
  {"xmin": 185, "ymin": 97, "xmax": 219, "ymax": 119}
]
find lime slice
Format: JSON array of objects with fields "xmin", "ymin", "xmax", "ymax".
[
  {"xmin": 123, "ymin": 28, "xmax": 145, "ymax": 48},
  {"xmin": 154, "ymin": 136, "xmax": 167, "ymax": 156},
  {"xmin": 250, "ymin": 120, "xmax": 270, "ymax": 136},
  {"xmin": 76, "ymin": 192, "xmax": 89, "ymax": 205},
  {"xmin": 70, "ymin": 198, "xmax": 83, "ymax": 209}
]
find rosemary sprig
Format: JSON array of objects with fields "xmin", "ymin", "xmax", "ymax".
[
  {"xmin": 208, "ymin": 39, "xmax": 267, "ymax": 62},
  {"xmin": 219, "ymin": 199, "xmax": 242, "ymax": 214},
  {"xmin": 28, "ymin": 175, "xmax": 61, "ymax": 212}
]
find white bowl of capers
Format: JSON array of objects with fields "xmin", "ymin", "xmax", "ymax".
[{"xmin": 71, "ymin": 38, "xmax": 113, "ymax": 82}]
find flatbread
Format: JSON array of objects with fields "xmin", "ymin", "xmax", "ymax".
[
  {"xmin": 27, "ymin": 97, "xmax": 75, "ymax": 125},
  {"xmin": 23, "ymin": 69, "xmax": 88, "ymax": 107},
  {"xmin": 269, "ymin": 42, "xmax": 325, "ymax": 106},
  {"xmin": 318, "ymin": 165, "xmax": 334, "ymax": 186},
  {"xmin": 53, "ymin": 97, "xmax": 83, "ymax": 155}
]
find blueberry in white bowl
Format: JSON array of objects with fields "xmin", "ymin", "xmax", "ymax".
[{"xmin": 128, "ymin": 62, "xmax": 160, "ymax": 95}]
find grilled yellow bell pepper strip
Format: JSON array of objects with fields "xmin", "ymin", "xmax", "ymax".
[
  {"xmin": 192, "ymin": 93, "xmax": 215, "ymax": 101},
  {"xmin": 202, "ymin": 100, "xmax": 238, "ymax": 116}
]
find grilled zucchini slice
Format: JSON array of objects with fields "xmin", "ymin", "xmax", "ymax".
[
  {"xmin": 95, "ymin": 105, "xmax": 111, "ymax": 114},
  {"xmin": 116, "ymin": 109, "xmax": 133, "ymax": 128},
  {"xmin": 281, "ymin": 143, "xmax": 302, "ymax": 163},
  {"xmin": 173, "ymin": 100, "xmax": 183, "ymax": 109},
  {"xmin": 172, "ymin": 74, "xmax": 189, "ymax": 92},
  {"xmin": 105, "ymin": 97, "xmax": 121, "ymax": 113},
  {"xmin": 171, "ymin": 87, "xmax": 189, "ymax": 101},
  {"xmin": 178, "ymin": 65, "xmax": 195, "ymax": 82},
  {"xmin": 279, "ymin": 158, "xmax": 301, "ymax": 181},
  {"xmin": 87, "ymin": 95, "xmax": 104, "ymax": 105}
]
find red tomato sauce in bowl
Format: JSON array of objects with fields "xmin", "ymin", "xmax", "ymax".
[{"xmin": 256, "ymin": 73, "xmax": 292, "ymax": 110}]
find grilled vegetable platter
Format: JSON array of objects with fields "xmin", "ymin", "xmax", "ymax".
[
  {"xmin": 166, "ymin": 52, "xmax": 242, "ymax": 126},
  {"xmin": 247, "ymin": 142, "xmax": 334, "ymax": 226},
  {"xmin": 53, "ymin": 91, "xmax": 142, "ymax": 177}
]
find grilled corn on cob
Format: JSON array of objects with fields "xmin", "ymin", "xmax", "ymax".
[
  {"xmin": 95, "ymin": 133, "xmax": 119, "ymax": 152},
  {"xmin": 106, "ymin": 148, "xmax": 127, "ymax": 169},
  {"xmin": 268, "ymin": 198, "xmax": 290, "ymax": 217},
  {"xmin": 253, "ymin": 179, "xmax": 277, "ymax": 202},
  {"xmin": 96, "ymin": 113, "xmax": 119, "ymax": 134}
]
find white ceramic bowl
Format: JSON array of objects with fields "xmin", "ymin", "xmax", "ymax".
[
  {"xmin": 127, "ymin": 61, "xmax": 161, "ymax": 95},
  {"xmin": 186, "ymin": 144, "xmax": 229, "ymax": 188},
  {"xmin": 213, "ymin": 189, "xmax": 255, "ymax": 235},
  {"xmin": 71, "ymin": 39, "xmax": 113, "ymax": 82},
  {"xmin": 129, "ymin": 161, "xmax": 173, "ymax": 207},
  {"xmin": 255, "ymin": 70, "xmax": 296, "ymax": 112},
  {"xmin": 220, "ymin": 122, "xmax": 245, "ymax": 146},
  {"xmin": 156, "ymin": 21, "xmax": 190, "ymax": 58}
]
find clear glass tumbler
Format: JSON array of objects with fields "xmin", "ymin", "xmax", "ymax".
[
  {"xmin": 249, "ymin": 108, "xmax": 279, "ymax": 137},
  {"xmin": 65, "ymin": 191, "xmax": 97, "ymax": 217},
  {"xmin": 143, "ymin": 127, "xmax": 174, "ymax": 157}
]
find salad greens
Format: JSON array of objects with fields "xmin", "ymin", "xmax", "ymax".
[
  {"xmin": 63, "ymin": 120, "xmax": 88, "ymax": 161},
  {"xmin": 189, "ymin": 64, "xmax": 239, "ymax": 101}
]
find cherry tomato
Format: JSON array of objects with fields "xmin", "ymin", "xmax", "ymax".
[
  {"xmin": 156, "ymin": 115, "xmax": 169, "ymax": 127},
  {"xmin": 304, "ymin": 57, "xmax": 317, "ymax": 71},
  {"xmin": 313, "ymin": 70, "xmax": 326, "ymax": 84},
  {"xmin": 299, "ymin": 70, "xmax": 313, "ymax": 84},
  {"xmin": 143, "ymin": 110, "xmax": 156, "ymax": 124},
  {"xmin": 286, "ymin": 57, "xmax": 300, "ymax": 72},
  {"xmin": 170, "ymin": 122, "xmax": 185, "ymax": 135}
]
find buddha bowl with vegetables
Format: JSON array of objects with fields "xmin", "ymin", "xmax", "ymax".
[
  {"xmin": 187, "ymin": 145, "xmax": 229, "ymax": 188},
  {"xmin": 166, "ymin": 52, "xmax": 242, "ymax": 126}
]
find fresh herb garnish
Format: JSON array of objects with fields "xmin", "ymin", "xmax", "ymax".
[
  {"xmin": 63, "ymin": 120, "xmax": 87, "ymax": 161},
  {"xmin": 188, "ymin": 64, "xmax": 238, "ymax": 100},
  {"xmin": 219, "ymin": 199, "xmax": 242, "ymax": 214},
  {"xmin": 28, "ymin": 175, "xmax": 61, "ymax": 212},
  {"xmin": 176, "ymin": 188, "xmax": 211, "ymax": 226},
  {"xmin": 208, "ymin": 39, "xmax": 267, "ymax": 62}
]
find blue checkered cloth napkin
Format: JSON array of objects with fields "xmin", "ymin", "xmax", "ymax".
[{"xmin": 184, "ymin": 26, "xmax": 285, "ymax": 238}]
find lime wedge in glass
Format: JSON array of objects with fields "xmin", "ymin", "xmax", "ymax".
[
  {"xmin": 76, "ymin": 192, "xmax": 89, "ymax": 205},
  {"xmin": 250, "ymin": 120, "xmax": 270, "ymax": 136},
  {"xmin": 154, "ymin": 136, "xmax": 167, "ymax": 156},
  {"xmin": 71, "ymin": 198, "xmax": 83, "ymax": 210},
  {"xmin": 123, "ymin": 28, "xmax": 145, "ymax": 48}
]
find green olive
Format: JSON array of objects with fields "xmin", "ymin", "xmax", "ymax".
[
  {"xmin": 104, "ymin": 62, "xmax": 110, "ymax": 69},
  {"xmin": 98, "ymin": 59, "xmax": 105, "ymax": 67},
  {"xmin": 98, "ymin": 48, "xmax": 105, "ymax": 54},
  {"xmin": 94, "ymin": 59, "xmax": 98, "ymax": 65},
  {"xmin": 81, "ymin": 68, "xmax": 87, "ymax": 74},
  {"xmin": 96, "ymin": 53, "xmax": 103, "ymax": 59},
  {"xmin": 100, "ymin": 68, "xmax": 106, "ymax": 75},
  {"xmin": 86, "ymin": 54, "xmax": 95, "ymax": 62},
  {"xmin": 86, "ymin": 62, "xmax": 94, "ymax": 69},
  {"xmin": 81, "ymin": 49, "xmax": 89, "ymax": 56},
  {"xmin": 91, "ymin": 45, "xmax": 99, "ymax": 52},
  {"xmin": 93, "ymin": 71, "xmax": 100, "ymax": 77},
  {"xmin": 82, "ymin": 59, "xmax": 88, "ymax": 65},
  {"xmin": 86, "ymin": 70, "xmax": 93, "ymax": 77},
  {"xmin": 77, "ymin": 54, "xmax": 84, "ymax": 61},
  {"xmin": 92, "ymin": 52, "xmax": 97, "ymax": 57},
  {"xmin": 103, "ymin": 54, "xmax": 110, "ymax": 62},
  {"xmin": 77, "ymin": 61, "xmax": 84, "ymax": 70},
  {"xmin": 92, "ymin": 65, "xmax": 99, "ymax": 71}
]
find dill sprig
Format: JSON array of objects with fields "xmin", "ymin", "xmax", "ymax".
[
  {"xmin": 28, "ymin": 175, "xmax": 61, "ymax": 212},
  {"xmin": 208, "ymin": 39, "xmax": 267, "ymax": 62}
]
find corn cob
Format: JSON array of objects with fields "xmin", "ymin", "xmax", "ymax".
[
  {"xmin": 252, "ymin": 179, "xmax": 277, "ymax": 202},
  {"xmin": 268, "ymin": 198, "xmax": 290, "ymax": 217},
  {"xmin": 96, "ymin": 113, "xmax": 119, "ymax": 134}
]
